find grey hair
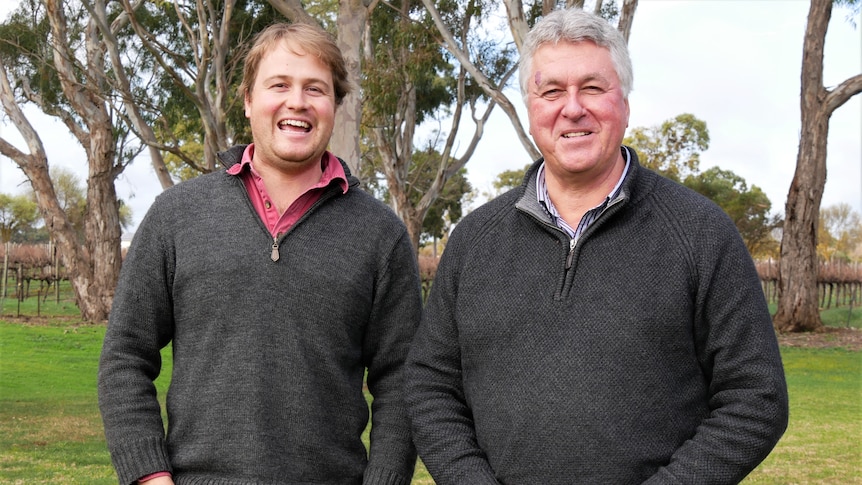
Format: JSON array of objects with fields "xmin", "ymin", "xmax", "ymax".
[{"xmin": 518, "ymin": 8, "xmax": 633, "ymax": 101}]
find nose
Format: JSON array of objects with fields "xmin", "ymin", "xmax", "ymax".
[
  {"xmin": 561, "ymin": 91, "xmax": 586, "ymax": 119},
  {"xmin": 283, "ymin": 87, "xmax": 308, "ymax": 109}
]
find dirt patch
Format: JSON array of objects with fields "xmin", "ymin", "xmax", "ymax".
[
  {"xmin": 1, "ymin": 315, "xmax": 96, "ymax": 327},
  {"xmin": 777, "ymin": 327, "xmax": 862, "ymax": 352}
]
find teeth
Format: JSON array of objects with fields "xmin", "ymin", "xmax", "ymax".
[
  {"xmin": 278, "ymin": 120, "xmax": 310, "ymax": 129},
  {"xmin": 563, "ymin": 132, "xmax": 589, "ymax": 138}
]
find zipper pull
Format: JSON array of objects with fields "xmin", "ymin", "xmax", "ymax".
[
  {"xmin": 566, "ymin": 238, "xmax": 576, "ymax": 269},
  {"xmin": 270, "ymin": 239, "xmax": 280, "ymax": 262}
]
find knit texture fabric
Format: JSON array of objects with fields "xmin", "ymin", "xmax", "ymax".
[
  {"xmin": 405, "ymin": 147, "xmax": 788, "ymax": 485},
  {"xmin": 99, "ymin": 145, "xmax": 421, "ymax": 485}
]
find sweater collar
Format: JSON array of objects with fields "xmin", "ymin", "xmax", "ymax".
[{"xmin": 516, "ymin": 146, "xmax": 639, "ymax": 223}]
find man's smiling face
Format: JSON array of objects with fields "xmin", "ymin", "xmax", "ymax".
[
  {"xmin": 527, "ymin": 40, "xmax": 630, "ymax": 185},
  {"xmin": 244, "ymin": 40, "xmax": 336, "ymax": 175}
]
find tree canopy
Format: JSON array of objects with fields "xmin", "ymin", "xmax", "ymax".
[
  {"xmin": 682, "ymin": 167, "xmax": 780, "ymax": 259},
  {"xmin": 0, "ymin": 192, "xmax": 39, "ymax": 243},
  {"xmin": 623, "ymin": 113, "xmax": 709, "ymax": 183}
]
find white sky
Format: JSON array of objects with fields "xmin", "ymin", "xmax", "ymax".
[{"xmin": 0, "ymin": 1, "xmax": 860, "ymax": 235}]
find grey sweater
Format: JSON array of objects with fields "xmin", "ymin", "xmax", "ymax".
[
  {"xmin": 99, "ymin": 146, "xmax": 422, "ymax": 485},
  {"xmin": 405, "ymin": 148, "xmax": 788, "ymax": 485}
]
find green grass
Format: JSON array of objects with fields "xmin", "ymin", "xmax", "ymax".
[
  {"xmin": 0, "ymin": 309, "xmax": 859, "ymax": 484},
  {"xmin": 743, "ymin": 347, "xmax": 862, "ymax": 483},
  {"xmin": 821, "ymin": 303, "xmax": 862, "ymax": 329},
  {"xmin": 0, "ymin": 320, "xmax": 430, "ymax": 484},
  {"xmin": 1, "ymin": 322, "xmax": 117, "ymax": 483}
]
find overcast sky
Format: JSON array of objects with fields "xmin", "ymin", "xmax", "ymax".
[{"xmin": 0, "ymin": 1, "xmax": 860, "ymax": 235}]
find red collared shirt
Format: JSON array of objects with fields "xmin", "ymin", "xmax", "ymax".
[{"xmin": 227, "ymin": 144, "xmax": 349, "ymax": 238}]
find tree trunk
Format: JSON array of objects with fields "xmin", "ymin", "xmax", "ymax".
[
  {"xmin": 617, "ymin": 0, "xmax": 639, "ymax": 43},
  {"xmin": 331, "ymin": 0, "xmax": 369, "ymax": 176},
  {"xmin": 44, "ymin": 0, "xmax": 120, "ymax": 321},
  {"xmin": 774, "ymin": 0, "xmax": 831, "ymax": 333},
  {"xmin": 774, "ymin": 0, "xmax": 862, "ymax": 332},
  {"xmin": 502, "ymin": 0, "xmax": 529, "ymax": 53},
  {"xmin": 81, "ymin": 123, "xmax": 123, "ymax": 321},
  {"xmin": 402, "ymin": 206, "xmax": 423, "ymax": 257}
]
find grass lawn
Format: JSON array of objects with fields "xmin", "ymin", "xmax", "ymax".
[
  {"xmin": 744, "ymin": 347, "xmax": 861, "ymax": 484},
  {"xmin": 0, "ymin": 303, "xmax": 859, "ymax": 484}
]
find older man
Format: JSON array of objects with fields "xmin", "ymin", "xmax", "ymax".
[{"xmin": 405, "ymin": 8, "xmax": 788, "ymax": 485}]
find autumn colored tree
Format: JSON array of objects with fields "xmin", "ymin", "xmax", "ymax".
[{"xmin": 817, "ymin": 203, "xmax": 862, "ymax": 262}]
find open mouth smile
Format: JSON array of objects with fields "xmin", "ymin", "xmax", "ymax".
[
  {"xmin": 562, "ymin": 131, "xmax": 591, "ymax": 138},
  {"xmin": 278, "ymin": 119, "xmax": 311, "ymax": 132}
]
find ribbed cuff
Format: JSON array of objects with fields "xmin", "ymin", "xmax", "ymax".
[
  {"xmin": 109, "ymin": 436, "xmax": 172, "ymax": 485},
  {"xmin": 362, "ymin": 465, "xmax": 411, "ymax": 485}
]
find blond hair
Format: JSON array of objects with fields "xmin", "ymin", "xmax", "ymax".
[{"xmin": 238, "ymin": 23, "xmax": 352, "ymax": 105}]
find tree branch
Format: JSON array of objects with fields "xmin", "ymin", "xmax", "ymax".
[
  {"xmin": 266, "ymin": 0, "xmax": 321, "ymax": 26},
  {"xmin": 617, "ymin": 0, "xmax": 638, "ymax": 43},
  {"xmin": 421, "ymin": 0, "xmax": 540, "ymax": 160},
  {"xmin": 824, "ymin": 73, "xmax": 862, "ymax": 115}
]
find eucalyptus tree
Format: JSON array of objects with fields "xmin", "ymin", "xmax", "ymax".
[
  {"xmin": 404, "ymin": 146, "xmax": 473, "ymax": 248},
  {"xmin": 114, "ymin": 0, "xmax": 280, "ymax": 180},
  {"xmin": 420, "ymin": 165, "xmax": 472, "ymax": 248},
  {"xmin": 774, "ymin": 0, "xmax": 862, "ymax": 332},
  {"xmin": 361, "ymin": 0, "xmax": 515, "ymax": 251},
  {"xmin": 0, "ymin": 0, "xmax": 141, "ymax": 321}
]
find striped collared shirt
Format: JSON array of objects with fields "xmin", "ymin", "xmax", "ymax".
[{"xmin": 537, "ymin": 147, "xmax": 630, "ymax": 242}]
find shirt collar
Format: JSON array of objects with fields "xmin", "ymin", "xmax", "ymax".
[{"xmin": 536, "ymin": 147, "xmax": 630, "ymax": 210}]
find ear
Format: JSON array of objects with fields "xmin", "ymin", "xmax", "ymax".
[
  {"xmin": 244, "ymin": 94, "xmax": 252, "ymax": 119},
  {"xmin": 624, "ymin": 97, "xmax": 630, "ymax": 128}
]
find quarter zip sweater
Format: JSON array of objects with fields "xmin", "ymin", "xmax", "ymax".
[
  {"xmin": 99, "ymin": 145, "xmax": 422, "ymax": 485},
  {"xmin": 405, "ymin": 147, "xmax": 788, "ymax": 485}
]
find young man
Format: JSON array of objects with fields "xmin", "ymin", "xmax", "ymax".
[
  {"xmin": 405, "ymin": 8, "xmax": 788, "ymax": 484},
  {"xmin": 99, "ymin": 23, "xmax": 421, "ymax": 485}
]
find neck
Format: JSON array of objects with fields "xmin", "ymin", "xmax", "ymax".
[{"xmin": 544, "ymin": 157, "xmax": 624, "ymax": 228}]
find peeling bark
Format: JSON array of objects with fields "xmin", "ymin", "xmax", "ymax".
[{"xmin": 774, "ymin": 0, "xmax": 862, "ymax": 332}]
